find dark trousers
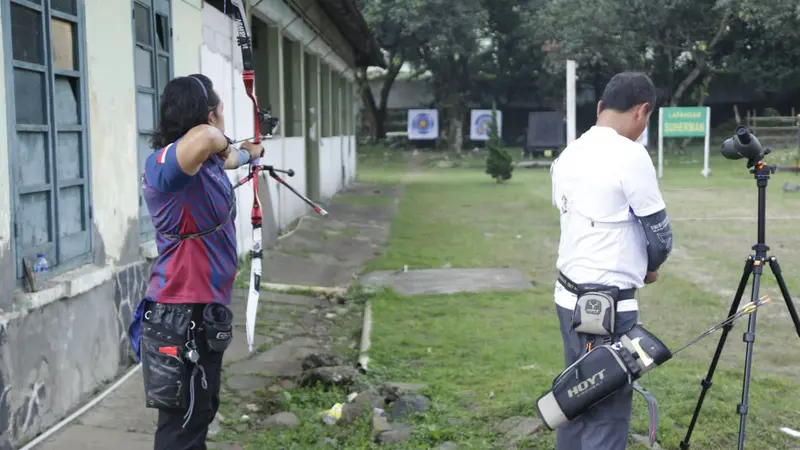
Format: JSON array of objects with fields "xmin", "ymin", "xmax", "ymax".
[
  {"xmin": 142, "ymin": 303, "xmax": 226, "ymax": 450},
  {"xmin": 555, "ymin": 304, "xmax": 638, "ymax": 450}
]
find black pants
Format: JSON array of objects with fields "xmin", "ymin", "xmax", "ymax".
[
  {"xmin": 555, "ymin": 304, "xmax": 638, "ymax": 450},
  {"xmin": 142, "ymin": 303, "xmax": 226, "ymax": 450}
]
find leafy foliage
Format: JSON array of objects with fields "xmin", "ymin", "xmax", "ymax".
[
  {"xmin": 534, "ymin": 0, "xmax": 800, "ymax": 106},
  {"xmin": 357, "ymin": 0, "xmax": 800, "ymax": 148},
  {"xmin": 357, "ymin": 0, "xmax": 419, "ymax": 139},
  {"xmin": 402, "ymin": 0, "xmax": 489, "ymax": 151}
]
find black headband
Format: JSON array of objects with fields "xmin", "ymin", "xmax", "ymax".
[{"xmin": 188, "ymin": 76, "xmax": 208, "ymax": 99}]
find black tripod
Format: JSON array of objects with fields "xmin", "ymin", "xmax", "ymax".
[{"xmin": 680, "ymin": 157, "xmax": 800, "ymax": 450}]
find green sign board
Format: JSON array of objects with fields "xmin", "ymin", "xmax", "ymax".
[{"xmin": 661, "ymin": 107, "xmax": 708, "ymax": 137}]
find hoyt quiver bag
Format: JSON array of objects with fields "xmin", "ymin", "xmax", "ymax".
[{"xmin": 536, "ymin": 324, "xmax": 672, "ymax": 439}]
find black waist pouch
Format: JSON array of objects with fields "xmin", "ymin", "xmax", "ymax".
[
  {"xmin": 140, "ymin": 303, "xmax": 194, "ymax": 410},
  {"xmin": 203, "ymin": 303, "xmax": 233, "ymax": 353}
]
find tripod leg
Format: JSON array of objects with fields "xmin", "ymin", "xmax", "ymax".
[
  {"xmin": 737, "ymin": 258, "xmax": 768, "ymax": 450},
  {"xmin": 680, "ymin": 257, "xmax": 754, "ymax": 450},
  {"xmin": 767, "ymin": 257, "xmax": 800, "ymax": 337}
]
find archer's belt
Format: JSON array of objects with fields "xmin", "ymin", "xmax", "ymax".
[{"xmin": 557, "ymin": 271, "xmax": 637, "ymax": 301}]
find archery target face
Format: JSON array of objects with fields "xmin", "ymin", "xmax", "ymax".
[
  {"xmin": 470, "ymin": 109, "xmax": 503, "ymax": 141},
  {"xmin": 407, "ymin": 109, "xmax": 438, "ymax": 140},
  {"xmin": 474, "ymin": 114, "xmax": 493, "ymax": 136}
]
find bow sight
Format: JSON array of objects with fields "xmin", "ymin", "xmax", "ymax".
[
  {"xmin": 228, "ymin": 108, "xmax": 326, "ymax": 215},
  {"xmin": 258, "ymin": 105, "xmax": 280, "ymax": 137}
]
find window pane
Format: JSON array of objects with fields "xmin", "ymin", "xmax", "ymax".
[
  {"xmin": 140, "ymin": 198, "xmax": 151, "ymax": 221},
  {"xmin": 157, "ymin": 56, "xmax": 169, "ymax": 96},
  {"xmin": 140, "ymin": 197, "xmax": 151, "ymax": 222},
  {"xmin": 58, "ymin": 185, "xmax": 84, "ymax": 236},
  {"xmin": 140, "ymin": 213, "xmax": 154, "ymax": 237},
  {"xmin": 51, "ymin": 18, "xmax": 76, "ymax": 71},
  {"xmin": 134, "ymin": 3, "xmax": 152, "ymax": 46},
  {"xmin": 11, "ymin": 4, "xmax": 44, "ymax": 65},
  {"xmin": 139, "ymin": 133, "xmax": 153, "ymax": 166},
  {"xmin": 137, "ymin": 92, "xmax": 155, "ymax": 131},
  {"xmin": 52, "ymin": 0, "xmax": 77, "ymax": 15},
  {"xmin": 139, "ymin": 133, "xmax": 154, "ymax": 237},
  {"xmin": 56, "ymin": 132, "xmax": 81, "ymax": 180},
  {"xmin": 19, "ymin": 191, "xmax": 52, "ymax": 248},
  {"xmin": 59, "ymin": 229, "xmax": 89, "ymax": 263},
  {"xmin": 155, "ymin": 14, "xmax": 169, "ymax": 53},
  {"xmin": 13, "ymin": 69, "xmax": 47, "ymax": 125},
  {"xmin": 332, "ymin": 74, "xmax": 339, "ymax": 135},
  {"xmin": 16, "ymin": 132, "xmax": 50, "ymax": 186},
  {"xmin": 153, "ymin": 0, "xmax": 169, "ymax": 15},
  {"xmin": 54, "ymin": 76, "xmax": 80, "ymax": 125},
  {"xmin": 135, "ymin": 47, "xmax": 153, "ymax": 88}
]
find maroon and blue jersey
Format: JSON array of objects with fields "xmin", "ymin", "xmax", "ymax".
[{"xmin": 142, "ymin": 141, "xmax": 238, "ymax": 305}]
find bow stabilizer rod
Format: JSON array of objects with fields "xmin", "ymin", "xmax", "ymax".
[{"xmin": 232, "ymin": 165, "xmax": 328, "ymax": 216}]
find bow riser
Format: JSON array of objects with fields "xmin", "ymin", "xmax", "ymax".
[
  {"xmin": 242, "ymin": 71, "xmax": 260, "ymax": 143},
  {"xmin": 242, "ymin": 70, "xmax": 263, "ymax": 226},
  {"xmin": 230, "ymin": 0, "xmax": 262, "ymax": 354}
]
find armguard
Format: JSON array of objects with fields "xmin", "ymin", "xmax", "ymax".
[{"xmin": 637, "ymin": 209, "xmax": 673, "ymax": 272}]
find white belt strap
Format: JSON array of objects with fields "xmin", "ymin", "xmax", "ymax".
[{"xmin": 569, "ymin": 210, "xmax": 638, "ymax": 229}]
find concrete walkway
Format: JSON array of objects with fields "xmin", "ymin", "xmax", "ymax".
[
  {"xmin": 360, "ymin": 268, "xmax": 533, "ymax": 295},
  {"xmin": 35, "ymin": 183, "xmax": 401, "ymax": 450}
]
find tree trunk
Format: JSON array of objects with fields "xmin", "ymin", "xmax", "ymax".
[
  {"xmin": 425, "ymin": 53, "xmax": 470, "ymax": 153},
  {"xmin": 447, "ymin": 56, "xmax": 471, "ymax": 153},
  {"xmin": 670, "ymin": 65, "xmax": 704, "ymax": 107},
  {"xmin": 355, "ymin": 56, "xmax": 404, "ymax": 140},
  {"xmin": 356, "ymin": 68, "xmax": 380, "ymax": 140},
  {"xmin": 668, "ymin": 11, "xmax": 730, "ymax": 106},
  {"xmin": 447, "ymin": 99, "xmax": 464, "ymax": 154},
  {"xmin": 374, "ymin": 59, "xmax": 403, "ymax": 139},
  {"xmin": 373, "ymin": 109, "xmax": 386, "ymax": 140}
]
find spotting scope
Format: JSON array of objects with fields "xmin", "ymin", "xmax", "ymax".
[{"xmin": 720, "ymin": 126, "xmax": 768, "ymax": 165}]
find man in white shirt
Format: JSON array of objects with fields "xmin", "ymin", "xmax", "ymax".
[{"xmin": 549, "ymin": 72, "xmax": 673, "ymax": 450}]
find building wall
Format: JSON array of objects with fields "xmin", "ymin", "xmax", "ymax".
[
  {"xmin": 202, "ymin": 0, "xmax": 359, "ymax": 236},
  {"xmin": 0, "ymin": 0, "xmax": 362, "ymax": 444},
  {"xmin": 0, "ymin": 0, "xmax": 13, "ymax": 300},
  {"xmin": 0, "ymin": 0, "xmax": 200, "ymax": 444}
]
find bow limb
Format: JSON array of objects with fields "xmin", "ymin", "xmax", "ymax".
[{"xmin": 230, "ymin": 0, "xmax": 262, "ymax": 353}]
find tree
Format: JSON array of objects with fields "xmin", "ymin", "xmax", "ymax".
[
  {"xmin": 535, "ymin": 0, "xmax": 800, "ymax": 109},
  {"xmin": 357, "ymin": 0, "xmax": 415, "ymax": 140},
  {"xmin": 485, "ymin": 103, "xmax": 513, "ymax": 183},
  {"xmin": 716, "ymin": 2, "xmax": 800, "ymax": 98},
  {"xmin": 400, "ymin": 0, "xmax": 488, "ymax": 152},
  {"xmin": 535, "ymin": 0, "xmax": 730, "ymax": 107},
  {"xmin": 464, "ymin": 0, "xmax": 562, "ymax": 113}
]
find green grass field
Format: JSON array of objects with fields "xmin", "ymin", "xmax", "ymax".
[
  {"xmin": 219, "ymin": 141, "xmax": 800, "ymax": 449},
  {"xmin": 354, "ymin": 143, "xmax": 800, "ymax": 449}
]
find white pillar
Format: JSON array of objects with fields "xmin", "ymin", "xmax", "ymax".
[
  {"xmin": 277, "ymin": 29, "xmax": 285, "ymax": 229},
  {"xmin": 658, "ymin": 107, "xmax": 664, "ymax": 178},
  {"xmin": 566, "ymin": 60, "xmax": 577, "ymax": 144},
  {"xmin": 701, "ymin": 107, "xmax": 712, "ymax": 177}
]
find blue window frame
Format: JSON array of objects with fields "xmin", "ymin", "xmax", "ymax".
[
  {"xmin": 3, "ymin": 0, "xmax": 93, "ymax": 281},
  {"xmin": 134, "ymin": 0, "xmax": 172, "ymax": 240}
]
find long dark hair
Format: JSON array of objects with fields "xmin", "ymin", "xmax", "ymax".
[{"xmin": 151, "ymin": 73, "xmax": 221, "ymax": 149}]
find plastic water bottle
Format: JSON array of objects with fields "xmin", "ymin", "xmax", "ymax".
[{"xmin": 34, "ymin": 253, "xmax": 48, "ymax": 273}]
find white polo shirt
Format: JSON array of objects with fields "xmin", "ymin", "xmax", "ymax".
[{"xmin": 550, "ymin": 126, "xmax": 666, "ymax": 312}]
